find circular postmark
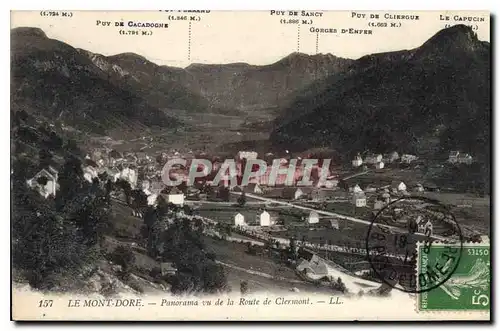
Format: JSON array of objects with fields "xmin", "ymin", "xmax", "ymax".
[{"xmin": 366, "ymin": 196, "xmax": 463, "ymax": 293}]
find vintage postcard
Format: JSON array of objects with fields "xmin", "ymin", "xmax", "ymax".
[{"xmin": 10, "ymin": 10, "xmax": 490, "ymax": 321}]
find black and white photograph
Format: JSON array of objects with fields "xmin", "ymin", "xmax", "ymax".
[{"xmin": 10, "ymin": 10, "xmax": 491, "ymax": 321}]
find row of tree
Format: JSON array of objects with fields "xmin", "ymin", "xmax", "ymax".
[{"xmin": 12, "ymin": 152, "xmax": 112, "ymax": 290}]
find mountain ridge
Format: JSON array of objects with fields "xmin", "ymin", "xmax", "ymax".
[
  {"xmin": 270, "ymin": 24, "xmax": 490, "ymax": 163},
  {"xmin": 11, "ymin": 27, "xmax": 182, "ymax": 138}
]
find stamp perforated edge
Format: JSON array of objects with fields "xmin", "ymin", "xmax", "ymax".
[{"xmin": 414, "ymin": 241, "xmax": 490, "ymax": 316}]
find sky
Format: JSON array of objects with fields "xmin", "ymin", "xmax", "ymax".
[{"xmin": 11, "ymin": 10, "xmax": 490, "ymax": 68}]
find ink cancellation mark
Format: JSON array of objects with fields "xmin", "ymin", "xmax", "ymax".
[{"xmin": 365, "ymin": 196, "xmax": 463, "ymax": 293}]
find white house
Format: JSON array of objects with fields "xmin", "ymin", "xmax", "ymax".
[
  {"xmin": 415, "ymin": 215, "xmax": 433, "ymax": 235},
  {"xmin": 234, "ymin": 213, "xmax": 246, "ymax": 226},
  {"xmin": 237, "ymin": 151, "xmax": 258, "ymax": 160},
  {"xmin": 83, "ymin": 165, "xmax": 99, "ymax": 183},
  {"xmin": 147, "ymin": 193, "xmax": 158, "ymax": 206},
  {"xmin": 320, "ymin": 179, "xmax": 338, "ymax": 189},
  {"xmin": 392, "ymin": 181, "xmax": 407, "ymax": 192},
  {"xmin": 352, "ymin": 155, "xmax": 363, "ymax": 167},
  {"xmin": 163, "ymin": 188, "xmax": 185, "ymax": 206},
  {"xmin": 330, "ymin": 219, "xmax": 340, "ymax": 230},
  {"xmin": 381, "ymin": 192, "xmax": 391, "ymax": 203},
  {"xmin": 458, "ymin": 153, "xmax": 474, "ymax": 165},
  {"xmin": 448, "ymin": 151, "xmax": 473, "ymax": 165},
  {"xmin": 307, "ymin": 211, "xmax": 319, "ymax": 224},
  {"xmin": 401, "ymin": 154, "xmax": 418, "ymax": 164},
  {"xmin": 352, "ymin": 192, "xmax": 367, "ymax": 207},
  {"xmin": 160, "ymin": 262, "xmax": 177, "ymax": 276},
  {"xmin": 282, "ymin": 187, "xmax": 306, "ymax": 200},
  {"xmin": 167, "ymin": 193, "xmax": 184, "ymax": 206},
  {"xmin": 414, "ymin": 183, "xmax": 424, "ymax": 192},
  {"xmin": 418, "ymin": 219, "xmax": 433, "ymax": 235},
  {"xmin": 375, "ymin": 161, "xmax": 385, "ymax": 170},
  {"xmin": 244, "ymin": 183, "xmax": 263, "ymax": 194},
  {"xmin": 448, "ymin": 151, "xmax": 460, "ymax": 163},
  {"xmin": 364, "ymin": 154, "xmax": 383, "ymax": 164},
  {"xmin": 120, "ymin": 166, "xmax": 138, "ymax": 189},
  {"xmin": 373, "ymin": 200, "xmax": 385, "ymax": 210},
  {"xmin": 364, "ymin": 185, "xmax": 377, "ymax": 193},
  {"xmin": 105, "ymin": 168, "xmax": 120, "ymax": 182},
  {"xmin": 141, "ymin": 179, "xmax": 151, "ymax": 192},
  {"xmin": 383, "ymin": 151, "xmax": 399, "ymax": 163},
  {"xmin": 26, "ymin": 166, "xmax": 58, "ymax": 199},
  {"xmin": 259, "ymin": 210, "xmax": 271, "ymax": 227},
  {"xmin": 352, "ymin": 184, "xmax": 364, "ymax": 194}
]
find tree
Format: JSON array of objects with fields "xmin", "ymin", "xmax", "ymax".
[
  {"xmin": 116, "ymin": 179, "xmax": 132, "ymax": 205},
  {"xmin": 111, "ymin": 245, "xmax": 136, "ymax": 274},
  {"xmin": 240, "ymin": 280, "xmax": 249, "ymax": 295},
  {"xmin": 56, "ymin": 155, "xmax": 84, "ymax": 210},
  {"xmin": 182, "ymin": 204, "xmax": 192, "ymax": 215},
  {"xmin": 246, "ymin": 242, "xmax": 256, "ymax": 255},
  {"xmin": 12, "ymin": 180, "xmax": 95, "ymax": 290},
  {"xmin": 237, "ymin": 192, "xmax": 246, "ymax": 207},
  {"xmin": 288, "ymin": 237, "xmax": 298, "ymax": 262},
  {"xmin": 160, "ymin": 218, "xmax": 228, "ymax": 294},
  {"xmin": 38, "ymin": 148, "xmax": 53, "ymax": 170},
  {"xmin": 218, "ymin": 186, "xmax": 230, "ymax": 202},
  {"xmin": 131, "ymin": 189, "xmax": 148, "ymax": 211},
  {"xmin": 332, "ymin": 277, "xmax": 347, "ymax": 293}
]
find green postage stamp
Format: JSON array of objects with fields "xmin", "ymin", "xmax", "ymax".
[{"xmin": 418, "ymin": 243, "xmax": 490, "ymax": 312}]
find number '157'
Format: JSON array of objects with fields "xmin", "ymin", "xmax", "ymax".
[{"xmin": 38, "ymin": 300, "xmax": 53, "ymax": 307}]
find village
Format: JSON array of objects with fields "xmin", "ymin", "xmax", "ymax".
[{"xmin": 23, "ymin": 142, "xmax": 490, "ymax": 294}]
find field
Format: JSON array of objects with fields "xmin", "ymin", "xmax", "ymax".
[
  {"xmin": 418, "ymin": 192, "xmax": 490, "ymax": 235},
  {"xmin": 108, "ymin": 199, "xmax": 338, "ymax": 294},
  {"xmin": 343, "ymin": 167, "xmax": 490, "ymax": 235},
  {"xmin": 204, "ymin": 236, "xmax": 339, "ymax": 294}
]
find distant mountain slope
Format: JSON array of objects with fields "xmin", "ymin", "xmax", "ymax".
[
  {"xmin": 77, "ymin": 49, "xmax": 216, "ymax": 114},
  {"xmin": 11, "ymin": 27, "xmax": 181, "ymax": 137},
  {"xmin": 11, "ymin": 27, "xmax": 356, "ymax": 141},
  {"xmin": 81, "ymin": 50, "xmax": 353, "ymax": 113},
  {"xmin": 270, "ymin": 25, "xmax": 490, "ymax": 163},
  {"xmin": 184, "ymin": 53, "xmax": 354, "ymax": 111}
]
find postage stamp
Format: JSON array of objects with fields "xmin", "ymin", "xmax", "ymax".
[{"xmin": 417, "ymin": 243, "xmax": 490, "ymax": 311}]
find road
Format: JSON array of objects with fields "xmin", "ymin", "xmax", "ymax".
[
  {"xmin": 230, "ymin": 191, "xmax": 449, "ymax": 241},
  {"xmin": 341, "ymin": 170, "xmax": 370, "ymax": 181}
]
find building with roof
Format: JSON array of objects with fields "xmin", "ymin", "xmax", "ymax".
[
  {"xmin": 352, "ymin": 155, "xmax": 363, "ymax": 168},
  {"xmin": 374, "ymin": 161, "xmax": 385, "ymax": 169},
  {"xmin": 401, "ymin": 154, "xmax": 418, "ymax": 164},
  {"xmin": 160, "ymin": 262, "xmax": 177, "ymax": 276},
  {"xmin": 383, "ymin": 151, "xmax": 399, "ymax": 163},
  {"xmin": 414, "ymin": 183, "xmax": 425, "ymax": 192},
  {"xmin": 352, "ymin": 192, "xmax": 367, "ymax": 207},
  {"xmin": 234, "ymin": 213, "xmax": 246, "ymax": 226},
  {"xmin": 364, "ymin": 154, "xmax": 383, "ymax": 165},
  {"xmin": 161, "ymin": 187, "xmax": 185, "ymax": 206},
  {"xmin": 307, "ymin": 211, "xmax": 320, "ymax": 224},
  {"xmin": 448, "ymin": 151, "xmax": 460, "ymax": 163},
  {"xmin": 259, "ymin": 210, "xmax": 271, "ymax": 227},
  {"xmin": 26, "ymin": 166, "xmax": 59, "ymax": 199},
  {"xmin": 373, "ymin": 200, "xmax": 385, "ymax": 210},
  {"xmin": 234, "ymin": 183, "xmax": 263, "ymax": 195},
  {"xmin": 392, "ymin": 181, "xmax": 407, "ymax": 192},
  {"xmin": 282, "ymin": 187, "xmax": 306, "ymax": 200},
  {"xmin": 352, "ymin": 184, "xmax": 364, "ymax": 194},
  {"xmin": 237, "ymin": 151, "xmax": 258, "ymax": 161},
  {"xmin": 457, "ymin": 153, "xmax": 474, "ymax": 165}
]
